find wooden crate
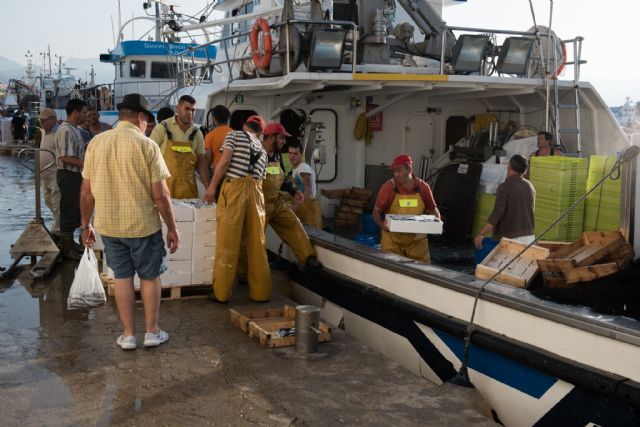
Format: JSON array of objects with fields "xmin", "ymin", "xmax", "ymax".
[
  {"xmin": 321, "ymin": 189, "xmax": 349, "ymax": 199},
  {"xmin": 475, "ymin": 238, "xmax": 550, "ymax": 288},
  {"xmin": 537, "ymin": 231, "xmax": 624, "ymax": 273},
  {"xmin": 229, "ymin": 305, "xmax": 332, "ymax": 348},
  {"xmin": 544, "ymin": 243, "xmax": 635, "ymax": 287},
  {"xmin": 248, "ymin": 318, "xmax": 332, "ymax": 348},
  {"xmin": 229, "ymin": 305, "xmax": 296, "ymax": 333}
]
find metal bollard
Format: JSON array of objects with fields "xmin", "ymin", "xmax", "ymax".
[{"xmin": 295, "ymin": 305, "xmax": 321, "ymax": 353}]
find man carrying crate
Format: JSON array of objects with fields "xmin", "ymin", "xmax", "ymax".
[{"xmin": 373, "ymin": 154, "xmax": 440, "ymax": 263}]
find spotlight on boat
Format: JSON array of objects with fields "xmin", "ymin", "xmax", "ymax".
[
  {"xmin": 307, "ymin": 29, "xmax": 347, "ymax": 71},
  {"xmin": 451, "ymin": 34, "xmax": 490, "ymax": 74},
  {"xmin": 496, "ymin": 37, "xmax": 535, "ymax": 76}
]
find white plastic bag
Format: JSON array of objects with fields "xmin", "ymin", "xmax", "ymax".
[{"xmin": 67, "ymin": 248, "xmax": 107, "ymax": 310}]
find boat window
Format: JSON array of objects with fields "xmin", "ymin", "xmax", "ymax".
[
  {"xmin": 119, "ymin": 61, "xmax": 123, "ymax": 78},
  {"xmin": 230, "ymin": 109, "xmax": 258, "ymax": 130},
  {"xmin": 129, "ymin": 60, "xmax": 146, "ymax": 78},
  {"xmin": 151, "ymin": 62, "xmax": 177, "ymax": 79},
  {"xmin": 230, "ymin": 2, "xmax": 255, "ymax": 44}
]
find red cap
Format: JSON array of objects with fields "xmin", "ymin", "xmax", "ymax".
[
  {"xmin": 245, "ymin": 115, "xmax": 266, "ymax": 131},
  {"xmin": 389, "ymin": 154, "xmax": 413, "ymax": 169},
  {"xmin": 263, "ymin": 123, "xmax": 292, "ymax": 137}
]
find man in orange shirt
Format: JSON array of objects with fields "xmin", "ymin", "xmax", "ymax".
[{"xmin": 204, "ymin": 105, "xmax": 232, "ymax": 170}]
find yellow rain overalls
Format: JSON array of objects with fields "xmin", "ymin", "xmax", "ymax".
[
  {"xmin": 380, "ymin": 179, "xmax": 430, "ymax": 263},
  {"xmin": 295, "ymin": 198, "xmax": 322, "ymax": 229},
  {"xmin": 263, "ymin": 159, "xmax": 316, "ymax": 263},
  {"xmin": 213, "ymin": 136, "xmax": 272, "ymax": 302},
  {"xmin": 162, "ymin": 122, "xmax": 198, "ymax": 199}
]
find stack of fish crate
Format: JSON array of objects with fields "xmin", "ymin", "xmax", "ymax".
[
  {"xmin": 530, "ymin": 157, "xmax": 588, "ymax": 242},
  {"xmin": 102, "ymin": 200, "xmax": 216, "ymax": 291},
  {"xmin": 583, "ymin": 155, "xmax": 621, "ymax": 232}
]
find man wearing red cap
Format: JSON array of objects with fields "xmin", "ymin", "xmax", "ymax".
[
  {"xmin": 373, "ymin": 154, "xmax": 440, "ymax": 263},
  {"xmin": 259, "ymin": 123, "xmax": 319, "ymax": 267},
  {"xmin": 202, "ymin": 115, "xmax": 272, "ymax": 302}
]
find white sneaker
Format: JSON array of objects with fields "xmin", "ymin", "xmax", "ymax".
[
  {"xmin": 116, "ymin": 335, "xmax": 137, "ymax": 350},
  {"xmin": 144, "ymin": 329, "xmax": 169, "ymax": 347}
]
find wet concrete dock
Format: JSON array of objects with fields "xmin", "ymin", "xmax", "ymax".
[{"xmin": 0, "ymin": 155, "xmax": 495, "ymax": 425}]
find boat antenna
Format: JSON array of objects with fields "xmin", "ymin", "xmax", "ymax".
[
  {"xmin": 449, "ymin": 146, "xmax": 640, "ymax": 388},
  {"xmin": 111, "ymin": 15, "xmax": 116, "ymax": 45}
]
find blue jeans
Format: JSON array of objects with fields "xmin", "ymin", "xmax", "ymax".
[{"xmin": 102, "ymin": 230, "xmax": 167, "ymax": 280}]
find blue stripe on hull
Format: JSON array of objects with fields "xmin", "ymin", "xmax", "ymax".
[{"xmin": 434, "ymin": 330, "xmax": 556, "ymax": 398}]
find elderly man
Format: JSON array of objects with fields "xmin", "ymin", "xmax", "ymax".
[
  {"xmin": 150, "ymin": 95, "xmax": 209, "ymax": 198},
  {"xmin": 373, "ymin": 154, "xmax": 440, "ymax": 263},
  {"xmin": 38, "ymin": 108, "xmax": 61, "ymax": 235},
  {"xmin": 54, "ymin": 99, "xmax": 88, "ymax": 259},
  {"xmin": 203, "ymin": 115, "xmax": 271, "ymax": 303},
  {"xmin": 474, "ymin": 154, "xmax": 536, "ymax": 249},
  {"xmin": 81, "ymin": 94, "xmax": 179, "ymax": 350}
]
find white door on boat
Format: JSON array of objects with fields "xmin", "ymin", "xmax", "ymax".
[{"xmin": 404, "ymin": 114, "xmax": 435, "ymax": 176}]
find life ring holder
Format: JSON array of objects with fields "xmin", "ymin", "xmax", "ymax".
[{"xmin": 250, "ymin": 17, "xmax": 273, "ymax": 70}]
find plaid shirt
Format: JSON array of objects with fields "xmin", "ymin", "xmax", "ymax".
[
  {"xmin": 82, "ymin": 121, "xmax": 171, "ymax": 238},
  {"xmin": 54, "ymin": 122, "xmax": 85, "ymax": 173}
]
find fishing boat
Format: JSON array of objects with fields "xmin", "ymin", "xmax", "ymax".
[{"xmin": 162, "ymin": 0, "xmax": 638, "ymax": 425}]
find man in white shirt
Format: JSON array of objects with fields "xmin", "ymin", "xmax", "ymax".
[
  {"xmin": 288, "ymin": 142, "xmax": 322, "ymax": 229},
  {"xmin": 38, "ymin": 108, "xmax": 60, "ymax": 235}
]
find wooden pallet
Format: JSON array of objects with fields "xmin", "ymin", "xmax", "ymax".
[
  {"xmin": 99, "ymin": 273, "xmax": 211, "ymax": 300},
  {"xmin": 475, "ymin": 238, "xmax": 550, "ymax": 288},
  {"xmin": 537, "ymin": 231, "xmax": 624, "ymax": 272},
  {"xmin": 229, "ymin": 305, "xmax": 332, "ymax": 348}
]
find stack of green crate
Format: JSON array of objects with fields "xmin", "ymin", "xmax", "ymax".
[
  {"xmin": 583, "ymin": 155, "xmax": 621, "ymax": 232},
  {"xmin": 471, "ymin": 192, "xmax": 496, "ymax": 238},
  {"xmin": 530, "ymin": 156, "xmax": 588, "ymax": 241}
]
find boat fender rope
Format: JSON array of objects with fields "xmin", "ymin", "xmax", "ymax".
[{"xmin": 250, "ymin": 18, "xmax": 273, "ymax": 70}]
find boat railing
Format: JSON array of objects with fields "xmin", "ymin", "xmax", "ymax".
[
  {"xmin": 439, "ymin": 24, "xmax": 585, "ymax": 80},
  {"xmin": 173, "ymin": 18, "xmax": 359, "ymax": 87},
  {"xmin": 171, "ymin": 14, "xmax": 584, "ymax": 85}
]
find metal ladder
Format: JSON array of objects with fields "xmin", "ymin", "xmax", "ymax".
[{"xmin": 549, "ymin": 36, "xmax": 585, "ymax": 155}]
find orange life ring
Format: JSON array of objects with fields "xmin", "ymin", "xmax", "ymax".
[
  {"xmin": 250, "ymin": 17, "xmax": 272, "ymax": 70},
  {"xmin": 553, "ymin": 41, "xmax": 567, "ymax": 78}
]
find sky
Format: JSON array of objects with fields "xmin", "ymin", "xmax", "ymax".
[{"xmin": 1, "ymin": 0, "xmax": 638, "ymax": 106}]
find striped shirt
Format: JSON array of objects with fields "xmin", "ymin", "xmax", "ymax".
[
  {"xmin": 54, "ymin": 122, "xmax": 85, "ymax": 173},
  {"xmin": 221, "ymin": 130, "xmax": 267, "ymax": 179}
]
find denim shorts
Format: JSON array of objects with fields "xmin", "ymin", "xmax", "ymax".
[{"xmin": 102, "ymin": 230, "xmax": 167, "ymax": 280}]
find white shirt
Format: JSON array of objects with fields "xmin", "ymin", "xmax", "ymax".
[{"xmin": 292, "ymin": 162, "xmax": 316, "ymax": 199}]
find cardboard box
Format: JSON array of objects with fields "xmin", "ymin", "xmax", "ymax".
[
  {"xmin": 192, "ymin": 256, "xmax": 214, "ymax": 272},
  {"xmin": 386, "ymin": 214, "xmax": 443, "ymax": 234},
  {"xmin": 193, "ymin": 220, "xmax": 216, "ymax": 235},
  {"xmin": 178, "ymin": 199, "xmax": 216, "ymax": 222},
  {"xmin": 192, "ymin": 243, "xmax": 215, "ymax": 257},
  {"xmin": 192, "ymin": 270, "xmax": 213, "ymax": 285},
  {"xmin": 166, "ymin": 259, "xmax": 192, "ymax": 273},
  {"xmin": 193, "ymin": 232, "xmax": 216, "ymax": 247},
  {"xmin": 171, "ymin": 200, "xmax": 195, "ymax": 222},
  {"xmin": 161, "ymin": 271, "xmax": 192, "ymax": 287}
]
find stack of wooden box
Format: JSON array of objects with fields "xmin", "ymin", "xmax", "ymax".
[
  {"xmin": 103, "ymin": 199, "xmax": 217, "ymax": 289},
  {"xmin": 321, "ymin": 187, "xmax": 373, "ymax": 228},
  {"xmin": 537, "ymin": 231, "xmax": 633, "ymax": 288}
]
